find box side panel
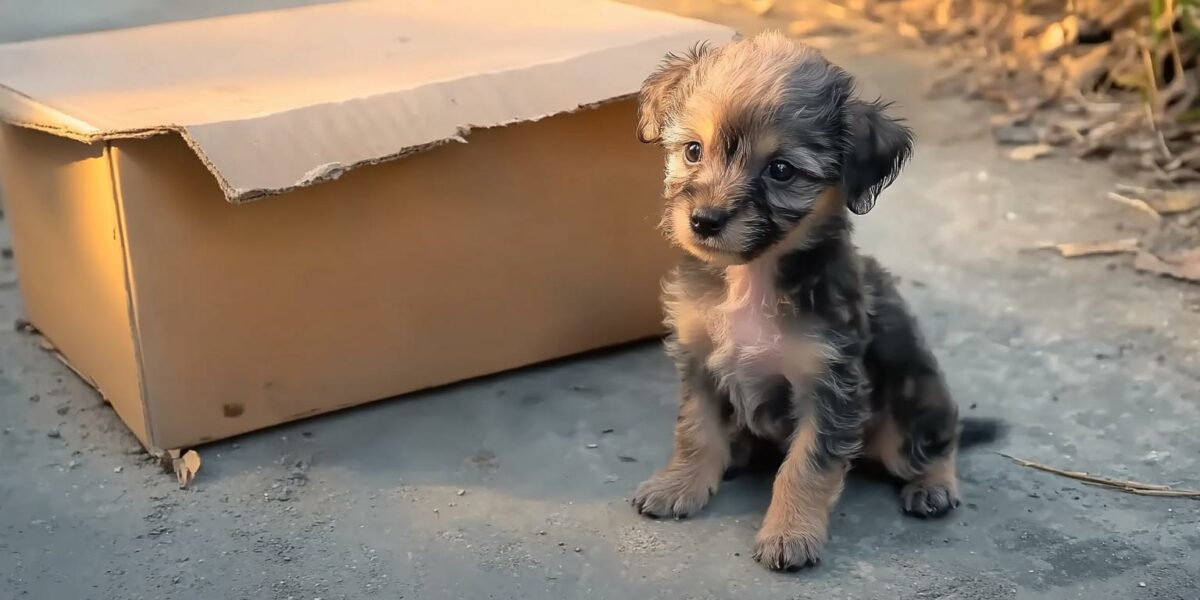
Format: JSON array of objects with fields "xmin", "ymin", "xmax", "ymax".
[
  {"xmin": 113, "ymin": 99, "xmax": 675, "ymax": 448},
  {"xmin": 0, "ymin": 125, "xmax": 148, "ymax": 445}
]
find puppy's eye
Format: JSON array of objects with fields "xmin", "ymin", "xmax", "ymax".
[
  {"xmin": 766, "ymin": 160, "xmax": 797, "ymax": 182},
  {"xmin": 684, "ymin": 142, "xmax": 702, "ymax": 164}
]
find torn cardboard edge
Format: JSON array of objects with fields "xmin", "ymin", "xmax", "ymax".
[
  {"xmin": 1, "ymin": 77, "xmax": 651, "ymax": 205},
  {"xmin": 3, "ymin": 79, "xmax": 654, "ymax": 204},
  {"xmin": 0, "ymin": 17, "xmax": 731, "ymax": 205}
]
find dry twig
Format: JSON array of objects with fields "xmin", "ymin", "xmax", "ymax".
[{"xmin": 999, "ymin": 453, "xmax": 1200, "ymax": 499}]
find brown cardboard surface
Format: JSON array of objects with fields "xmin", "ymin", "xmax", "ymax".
[
  {"xmin": 0, "ymin": 1, "xmax": 728, "ymax": 450},
  {"xmin": 117, "ymin": 99, "xmax": 672, "ymax": 449},
  {"xmin": 0, "ymin": 0, "xmax": 731, "ymax": 202},
  {"xmin": 0, "ymin": 125, "xmax": 148, "ymax": 442}
]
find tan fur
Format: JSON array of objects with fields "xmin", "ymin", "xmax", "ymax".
[
  {"xmin": 632, "ymin": 387, "xmax": 732, "ymax": 518},
  {"xmin": 863, "ymin": 413, "xmax": 919, "ymax": 480},
  {"xmin": 752, "ymin": 419, "xmax": 847, "ymax": 569}
]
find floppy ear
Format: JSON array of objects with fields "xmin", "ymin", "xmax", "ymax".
[
  {"xmin": 637, "ymin": 44, "xmax": 711, "ymax": 143},
  {"xmin": 840, "ymin": 99, "xmax": 913, "ymax": 214}
]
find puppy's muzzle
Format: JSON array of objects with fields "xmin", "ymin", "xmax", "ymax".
[{"xmin": 689, "ymin": 207, "xmax": 731, "ymax": 238}]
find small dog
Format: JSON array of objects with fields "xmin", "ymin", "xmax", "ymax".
[{"xmin": 632, "ymin": 31, "xmax": 985, "ymax": 571}]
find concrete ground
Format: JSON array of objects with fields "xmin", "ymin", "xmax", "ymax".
[{"xmin": 2, "ymin": 2, "xmax": 1199, "ymax": 599}]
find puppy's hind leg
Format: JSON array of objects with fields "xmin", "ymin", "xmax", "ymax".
[
  {"xmin": 633, "ymin": 359, "xmax": 732, "ymax": 519},
  {"xmin": 862, "ymin": 260, "xmax": 962, "ymax": 518},
  {"xmin": 864, "ymin": 390, "xmax": 961, "ymax": 518}
]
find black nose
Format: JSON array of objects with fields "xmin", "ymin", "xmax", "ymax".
[{"xmin": 689, "ymin": 208, "xmax": 729, "ymax": 238}]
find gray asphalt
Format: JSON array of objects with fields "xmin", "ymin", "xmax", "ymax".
[{"xmin": 1, "ymin": 2, "xmax": 1198, "ymax": 599}]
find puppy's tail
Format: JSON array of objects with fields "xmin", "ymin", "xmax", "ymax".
[{"xmin": 959, "ymin": 417, "xmax": 1007, "ymax": 450}]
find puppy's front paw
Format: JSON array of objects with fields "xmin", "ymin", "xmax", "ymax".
[
  {"xmin": 631, "ymin": 470, "xmax": 715, "ymax": 519},
  {"xmin": 901, "ymin": 481, "xmax": 960, "ymax": 518},
  {"xmin": 752, "ymin": 528, "xmax": 823, "ymax": 572}
]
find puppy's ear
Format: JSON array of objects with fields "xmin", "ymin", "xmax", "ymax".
[
  {"xmin": 637, "ymin": 44, "xmax": 710, "ymax": 143},
  {"xmin": 840, "ymin": 99, "xmax": 913, "ymax": 214}
]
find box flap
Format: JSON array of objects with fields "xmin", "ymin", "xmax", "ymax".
[{"xmin": 0, "ymin": 0, "xmax": 732, "ymax": 203}]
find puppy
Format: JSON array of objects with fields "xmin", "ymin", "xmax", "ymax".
[{"xmin": 631, "ymin": 31, "xmax": 968, "ymax": 571}]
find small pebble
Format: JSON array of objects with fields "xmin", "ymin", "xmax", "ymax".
[
  {"xmin": 585, "ymin": 443, "xmax": 598, "ymax": 449},
  {"xmin": 113, "ymin": 466, "xmax": 123, "ymax": 473},
  {"xmin": 433, "ymin": 508, "xmax": 439, "ymax": 514},
  {"xmin": 538, "ymin": 530, "xmax": 547, "ymax": 536},
  {"xmin": 604, "ymin": 475, "xmax": 618, "ymax": 483},
  {"xmin": 56, "ymin": 405, "xmax": 70, "ymax": 416},
  {"xmin": 46, "ymin": 429, "xmax": 61, "ymax": 439},
  {"xmin": 574, "ymin": 547, "xmax": 582, "ymax": 553},
  {"xmin": 28, "ymin": 394, "xmax": 40, "ymax": 403},
  {"xmin": 456, "ymin": 489, "xmax": 466, "ymax": 496},
  {"xmin": 1138, "ymin": 582, "xmax": 1147, "ymax": 588}
]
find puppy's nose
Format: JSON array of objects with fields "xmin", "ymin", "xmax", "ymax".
[{"xmin": 689, "ymin": 208, "xmax": 729, "ymax": 238}]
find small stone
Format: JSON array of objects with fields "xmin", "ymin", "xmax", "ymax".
[
  {"xmin": 538, "ymin": 530, "xmax": 547, "ymax": 536},
  {"xmin": 113, "ymin": 466, "xmax": 123, "ymax": 473},
  {"xmin": 574, "ymin": 547, "xmax": 582, "ymax": 553},
  {"xmin": 28, "ymin": 394, "xmax": 39, "ymax": 403},
  {"xmin": 46, "ymin": 429, "xmax": 61, "ymax": 439},
  {"xmin": 456, "ymin": 489, "xmax": 466, "ymax": 496},
  {"xmin": 0, "ymin": 247, "xmax": 12, "ymax": 259},
  {"xmin": 1138, "ymin": 582, "xmax": 1146, "ymax": 588},
  {"xmin": 585, "ymin": 443, "xmax": 598, "ymax": 449},
  {"xmin": 56, "ymin": 405, "xmax": 70, "ymax": 416},
  {"xmin": 433, "ymin": 508, "xmax": 439, "ymax": 514},
  {"xmin": 604, "ymin": 475, "xmax": 618, "ymax": 483}
]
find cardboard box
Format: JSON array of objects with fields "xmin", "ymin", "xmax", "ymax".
[{"xmin": 0, "ymin": 0, "xmax": 731, "ymax": 452}]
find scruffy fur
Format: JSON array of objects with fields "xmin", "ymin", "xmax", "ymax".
[{"xmin": 631, "ymin": 32, "xmax": 970, "ymax": 571}]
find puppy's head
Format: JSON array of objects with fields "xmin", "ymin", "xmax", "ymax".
[{"xmin": 638, "ymin": 31, "xmax": 912, "ymax": 264}]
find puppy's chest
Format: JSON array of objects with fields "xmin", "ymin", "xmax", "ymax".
[{"xmin": 692, "ymin": 265, "xmax": 824, "ymax": 438}]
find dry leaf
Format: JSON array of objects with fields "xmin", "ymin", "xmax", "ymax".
[
  {"xmin": 1009, "ymin": 144, "xmax": 1053, "ymax": 160},
  {"xmin": 1038, "ymin": 238, "xmax": 1139, "ymax": 257},
  {"xmin": 1037, "ymin": 16, "xmax": 1078, "ymax": 55},
  {"xmin": 1134, "ymin": 248, "xmax": 1200, "ymax": 282},
  {"xmin": 1146, "ymin": 190, "xmax": 1200, "ymax": 214}
]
